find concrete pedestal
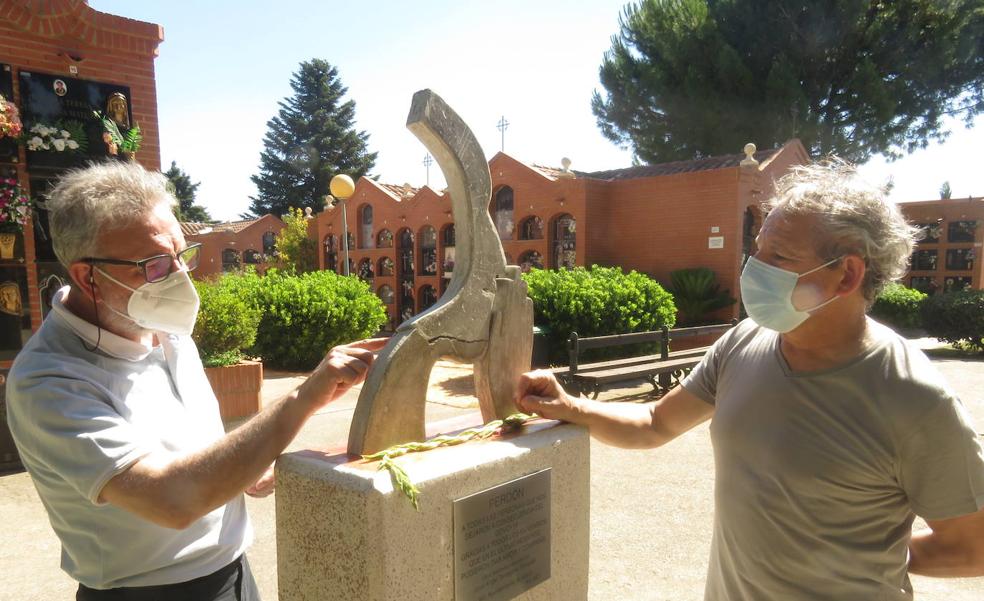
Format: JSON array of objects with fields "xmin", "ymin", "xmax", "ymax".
[{"xmin": 276, "ymin": 420, "xmax": 589, "ymax": 601}]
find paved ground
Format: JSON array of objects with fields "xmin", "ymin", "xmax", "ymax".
[{"xmin": 2, "ymin": 339, "xmax": 983, "ymax": 600}]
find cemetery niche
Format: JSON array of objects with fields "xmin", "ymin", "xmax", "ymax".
[
  {"xmin": 275, "ymin": 90, "xmax": 590, "ymax": 601},
  {"xmin": 18, "ymin": 70, "xmax": 139, "ymax": 170}
]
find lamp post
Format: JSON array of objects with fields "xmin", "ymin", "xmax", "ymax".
[{"xmin": 330, "ymin": 174, "xmax": 355, "ymax": 276}]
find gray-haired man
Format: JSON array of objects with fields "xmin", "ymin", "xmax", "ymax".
[
  {"xmin": 516, "ymin": 160, "xmax": 984, "ymax": 600},
  {"xmin": 7, "ymin": 161, "xmax": 385, "ymax": 600}
]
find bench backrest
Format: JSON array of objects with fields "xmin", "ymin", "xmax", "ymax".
[{"xmin": 567, "ymin": 319, "xmax": 738, "ymax": 374}]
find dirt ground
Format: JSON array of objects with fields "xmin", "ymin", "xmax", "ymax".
[{"xmin": 2, "ymin": 340, "xmax": 983, "ymax": 600}]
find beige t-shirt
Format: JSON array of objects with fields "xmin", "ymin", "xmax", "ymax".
[{"xmin": 683, "ymin": 318, "xmax": 984, "ymax": 601}]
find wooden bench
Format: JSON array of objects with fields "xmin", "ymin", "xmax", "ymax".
[{"xmin": 563, "ymin": 320, "xmax": 737, "ymax": 399}]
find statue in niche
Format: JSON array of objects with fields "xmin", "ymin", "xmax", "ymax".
[
  {"xmin": 0, "ymin": 282, "xmax": 22, "ymax": 316},
  {"xmin": 97, "ymin": 93, "xmax": 141, "ymax": 160}
]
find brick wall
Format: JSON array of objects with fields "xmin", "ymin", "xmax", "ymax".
[
  {"xmin": 0, "ymin": 1, "xmax": 162, "ymax": 366},
  {"xmin": 188, "ymin": 215, "xmax": 285, "ymax": 280},
  {"xmin": 898, "ymin": 198, "xmax": 984, "ymax": 293}
]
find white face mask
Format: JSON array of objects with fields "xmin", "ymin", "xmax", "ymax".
[
  {"xmin": 96, "ymin": 267, "xmax": 200, "ymax": 336},
  {"xmin": 740, "ymin": 256, "xmax": 842, "ymax": 333}
]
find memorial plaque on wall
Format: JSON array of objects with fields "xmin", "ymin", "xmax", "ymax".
[
  {"xmin": 454, "ymin": 469, "xmax": 551, "ymax": 601},
  {"xmin": 0, "ymin": 64, "xmax": 16, "ymax": 163},
  {"xmin": 0, "ymin": 267, "xmax": 31, "ymax": 361},
  {"xmin": 18, "ymin": 70, "xmax": 132, "ymax": 171}
]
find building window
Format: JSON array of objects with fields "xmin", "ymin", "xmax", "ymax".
[
  {"xmin": 377, "ymin": 229, "xmax": 394, "ymax": 248},
  {"xmin": 944, "ymin": 276, "xmax": 973, "ymax": 293},
  {"xmin": 378, "ymin": 257, "xmax": 395, "ymax": 276},
  {"xmin": 948, "ymin": 220, "xmax": 978, "ymax": 243},
  {"xmin": 346, "ymin": 257, "xmax": 355, "ymax": 276},
  {"xmin": 323, "ymin": 234, "xmax": 338, "ymax": 272},
  {"xmin": 262, "ymin": 231, "xmax": 276, "ymax": 255},
  {"xmin": 553, "ymin": 213, "xmax": 576, "ymax": 269},
  {"xmin": 359, "ymin": 204, "xmax": 374, "ymax": 249},
  {"xmin": 915, "ymin": 222, "xmax": 941, "ymax": 244},
  {"xmin": 419, "ymin": 285, "xmax": 438, "ymax": 312},
  {"xmin": 519, "ymin": 216, "xmax": 544, "ymax": 240},
  {"xmin": 443, "ymin": 223, "xmax": 455, "ymax": 247},
  {"xmin": 222, "ymin": 248, "xmax": 240, "ymax": 272},
  {"xmin": 358, "ymin": 258, "xmax": 375, "ymax": 283},
  {"xmin": 377, "ymin": 285, "xmax": 394, "ymax": 305},
  {"xmin": 945, "ymin": 248, "xmax": 975, "ymax": 271},
  {"xmin": 346, "ymin": 231, "xmax": 356, "ymax": 253},
  {"xmin": 910, "ymin": 276, "xmax": 939, "ymax": 295},
  {"xmin": 911, "ymin": 249, "xmax": 938, "ymax": 271},
  {"xmin": 491, "ymin": 186, "xmax": 514, "ymax": 240},
  {"xmin": 243, "ymin": 249, "xmax": 262, "ymax": 264},
  {"xmin": 518, "ymin": 250, "xmax": 544, "ymax": 273},
  {"xmin": 398, "ymin": 228, "xmax": 415, "ymax": 322},
  {"xmin": 420, "ymin": 226, "xmax": 437, "ymax": 275}
]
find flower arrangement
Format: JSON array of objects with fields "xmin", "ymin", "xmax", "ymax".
[
  {"xmin": 25, "ymin": 121, "xmax": 87, "ymax": 153},
  {"xmin": 0, "ymin": 94, "xmax": 22, "ymax": 140},
  {"xmin": 0, "ymin": 178, "xmax": 32, "ymax": 232}
]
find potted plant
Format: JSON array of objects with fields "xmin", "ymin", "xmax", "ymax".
[
  {"xmin": 0, "ymin": 178, "xmax": 30, "ymax": 262},
  {"xmin": 192, "ymin": 278, "xmax": 264, "ymax": 420}
]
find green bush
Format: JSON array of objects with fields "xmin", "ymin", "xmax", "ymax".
[
  {"xmin": 192, "ymin": 276, "xmax": 262, "ymax": 367},
  {"xmin": 522, "ymin": 265, "xmax": 676, "ymax": 363},
  {"xmin": 921, "ymin": 290, "xmax": 984, "ymax": 353},
  {"xmin": 226, "ymin": 269, "xmax": 387, "ymax": 371},
  {"xmin": 869, "ymin": 283, "xmax": 927, "ymax": 331},
  {"xmin": 668, "ymin": 267, "xmax": 736, "ymax": 325}
]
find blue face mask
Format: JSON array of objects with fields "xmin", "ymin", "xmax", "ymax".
[{"xmin": 740, "ymin": 256, "xmax": 842, "ymax": 333}]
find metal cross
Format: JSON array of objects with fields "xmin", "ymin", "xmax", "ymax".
[
  {"xmin": 496, "ymin": 115, "xmax": 509, "ymax": 152},
  {"xmin": 423, "ymin": 153, "xmax": 433, "ymax": 186}
]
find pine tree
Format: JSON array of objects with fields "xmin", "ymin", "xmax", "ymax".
[
  {"xmin": 247, "ymin": 59, "xmax": 377, "ymax": 218},
  {"xmin": 164, "ymin": 161, "xmax": 212, "ymax": 223},
  {"xmin": 592, "ymin": 0, "xmax": 984, "ymax": 164},
  {"xmin": 940, "ymin": 181, "xmax": 953, "ymax": 200}
]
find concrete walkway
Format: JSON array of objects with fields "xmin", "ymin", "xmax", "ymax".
[{"xmin": 2, "ymin": 340, "xmax": 983, "ymax": 600}]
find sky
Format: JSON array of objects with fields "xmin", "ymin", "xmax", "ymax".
[{"xmin": 89, "ymin": 1, "xmax": 983, "ymax": 222}]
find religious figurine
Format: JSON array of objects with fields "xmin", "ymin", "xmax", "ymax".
[
  {"xmin": 96, "ymin": 93, "xmax": 141, "ymax": 160},
  {"xmin": 0, "ymin": 232, "xmax": 16, "ymax": 260},
  {"xmin": 0, "ymin": 281, "xmax": 22, "ymax": 316},
  {"xmin": 105, "ymin": 93, "xmax": 130, "ymax": 129}
]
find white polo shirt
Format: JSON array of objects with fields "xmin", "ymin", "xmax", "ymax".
[{"xmin": 6, "ymin": 286, "xmax": 252, "ymax": 589}]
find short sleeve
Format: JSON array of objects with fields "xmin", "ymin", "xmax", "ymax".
[
  {"xmin": 681, "ymin": 334, "xmax": 726, "ymax": 406},
  {"xmin": 898, "ymin": 397, "xmax": 984, "ymax": 520},
  {"xmin": 7, "ymin": 373, "xmax": 151, "ymax": 505}
]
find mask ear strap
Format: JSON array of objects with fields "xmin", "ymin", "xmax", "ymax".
[{"xmin": 82, "ymin": 265, "xmax": 103, "ymax": 353}]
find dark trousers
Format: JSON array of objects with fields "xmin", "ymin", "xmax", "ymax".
[{"xmin": 76, "ymin": 555, "xmax": 260, "ymax": 601}]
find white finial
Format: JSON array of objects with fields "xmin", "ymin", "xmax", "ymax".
[
  {"xmin": 558, "ymin": 157, "xmax": 575, "ymax": 178},
  {"xmin": 304, "ymin": 207, "xmax": 314, "ymax": 219},
  {"xmin": 740, "ymin": 143, "xmax": 758, "ymax": 166}
]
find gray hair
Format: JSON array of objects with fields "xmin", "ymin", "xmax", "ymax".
[
  {"xmin": 764, "ymin": 159, "xmax": 919, "ymax": 302},
  {"xmin": 44, "ymin": 161, "xmax": 176, "ymax": 266}
]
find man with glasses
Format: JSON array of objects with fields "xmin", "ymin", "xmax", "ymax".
[{"xmin": 6, "ymin": 161, "xmax": 385, "ymax": 600}]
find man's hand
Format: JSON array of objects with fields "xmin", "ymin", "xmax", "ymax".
[
  {"xmin": 515, "ymin": 370, "xmax": 581, "ymax": 422},
  {"xmin": 245, "ymin": 463, "xmax": 275, "ymax": 498},
  {"xmin": 297, "ymin": 338, "xmax": 389, "ymax": 412}
]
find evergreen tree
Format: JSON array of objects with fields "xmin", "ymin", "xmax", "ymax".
[
  {"xmin": 940, "ymin": 181, "xmax": 953, "ymax": 199},
  {"xmin": 164, "ymin": 161, "xmax": 212, "ymax": 223},
  {"xmin": 592, "ymin": 0, "xmax": 984, "ymax": 163},
  {"xmin": 248, "ymin": 59, "xmax": 377, "ymax": 218}
]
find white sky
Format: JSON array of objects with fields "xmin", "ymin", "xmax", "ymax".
[{"xmin": 89, "ymin": 1, "xmax": 983, "ymax": 221}]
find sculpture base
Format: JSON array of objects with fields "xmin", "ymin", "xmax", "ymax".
[{"xmin": 275, "ymin": 419, "xmax": 589, "ymax": 601}]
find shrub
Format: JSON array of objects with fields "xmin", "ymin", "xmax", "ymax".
[
  {"xmin": 522, "ymin": 265, "xmax": 676, "ymax": 363},
  {"xmin": 921, "ymin": 290, "xmax": 984, "ymax": 353},
  {"xmin": 869, "ymin": 283, "xmax": 927, "ymax": 331},
  {"xmin": 192, "ymin": 276, "xmax": 262, "ymax": 367},
  {"xmin": 668, "ymin": 267, "xmax": 736, "ymax": 325},
  {"xmin": 274, "ymin": 207, "xmax": 318, "ymax": 274},
  {"xmin": 237, "ymin": 269, "xmax": 388, "ymax": 370}
]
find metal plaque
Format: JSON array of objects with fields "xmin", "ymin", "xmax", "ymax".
[{"xmin": 453, "ymin": 469, "xmax": 551, "ymax": 601}]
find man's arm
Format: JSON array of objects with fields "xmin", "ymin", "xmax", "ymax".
[
  {"xmin": 908, "ymin": 507, "xmax": 984, "ymax": 577},
  {"xmin": 99, "ymin": 338, "xmax": 387, "ymax": 529},
  {"xmin": 514, "ymin": 370, "xmax": 714, "ymax": 449}
]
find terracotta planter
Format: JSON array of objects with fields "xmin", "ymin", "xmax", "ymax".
[{"xmin": 204, "ymin": 360, "xmax": 263, "ymax": 420}]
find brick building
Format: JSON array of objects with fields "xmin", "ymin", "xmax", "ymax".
[
  {"xmin": 182, "ymin": 214, "xmax": 285, "ymax": 280},
  {"xmin": 311, "ymin": 140, "xmax": 810, "ymax": 327},
  {"xmin": 0, "ymin": 1, "xmax": 163, "ymax": 468},
  {"xmin": 897, "ymin": 197, "xmax": 983, "ymax": 294}
]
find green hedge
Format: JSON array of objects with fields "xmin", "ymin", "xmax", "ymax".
[
  {"xmin": 522, "ymin": 265, "xmax": 676, "ymax": 363},
  {"xmin": 869, "ymin": 283, "xmax": 927, "ymax": 331},
  {"xmin": 217, "ymin": 269, "xmax": 387, "ymax": 371},
  {"xmin": 921, "ymin": 290, "xmax": 984, "ymax": 353},
  {"xmin": 192, "ymin": 276, "xmax": 262, "ymax": 367}
]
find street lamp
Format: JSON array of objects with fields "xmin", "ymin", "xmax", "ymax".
[{"xmin": 330, "ymin": 174, "xmax": 355, "ymax": 276}]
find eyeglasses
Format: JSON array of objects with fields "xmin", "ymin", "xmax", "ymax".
[{"xmin": 81, "ymin": 243, "xmax": 202, "ymax": 284}]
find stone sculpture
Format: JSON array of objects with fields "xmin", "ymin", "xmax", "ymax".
[{"xmin": 347, "ymin": 89, "xmax": 533, "ymax": 456}]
